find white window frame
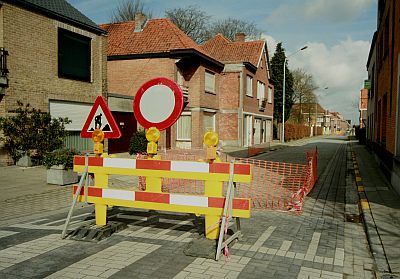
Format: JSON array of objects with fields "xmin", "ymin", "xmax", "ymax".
[
  {"xmin": 203, "ymin": 111, "xmax": 216, "ymax": 134},
  {"xmin": 257, "ymin": 81, "xmax": 265, "ymax": 100},
  {"xmin": 176, "ymin": 112, "xmax": 192, "ymax": 141},
  {"xmin": 246, "ymin": 75, "xmax": 253, "ymax": 97},
  {"xmin": 205, "ymin": 70, "xmax": 215, "ymax": 94},
  {"xmin": 268, "ymin": 87, "xmax": 273, "ymax": 103}
]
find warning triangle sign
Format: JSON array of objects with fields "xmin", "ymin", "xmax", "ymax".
[{"xmin": 80, "ymin": 96, "xmax": 121, "ymax": 139}]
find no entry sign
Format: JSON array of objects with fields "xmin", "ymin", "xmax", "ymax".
[{"xmin": 133, "ymin": 77, "xmax": 184, "ymax": 130}]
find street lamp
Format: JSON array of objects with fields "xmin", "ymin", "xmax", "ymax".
[{"xmin": 281, "ymin": 46, "xmax": 308, "ymax": 143}]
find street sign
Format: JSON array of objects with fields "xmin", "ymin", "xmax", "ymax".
[
  {"xmin": 364, "ymin": 80, "xmax": 371, "ymax": 90},
  {"xmin": 80, "ymin": 96, "xmax": 121, "ymax": 138},
  {"xmin": 133, "ymin": 77, "xmax": 183, "ymax": 130}
]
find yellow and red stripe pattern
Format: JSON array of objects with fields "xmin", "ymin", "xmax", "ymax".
[
  {"xmin": 73, "ymin": 156, "xmax": 252, "ymax": 183},
  {"xmin": 73, "ymin": 186, "xmax": 251, "ymax": 218}
]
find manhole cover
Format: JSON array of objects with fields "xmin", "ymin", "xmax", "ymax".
[{"xmin": 382, "ymin": 274, "xmax": 400, "ymax": 279}]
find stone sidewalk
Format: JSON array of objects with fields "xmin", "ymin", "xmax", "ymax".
[{"xmin": 351, "ymin": 142, "xmax": 400, "ymax": 276}]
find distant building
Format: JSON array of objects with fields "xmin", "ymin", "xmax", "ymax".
[
  {"xmin": 0, "ymin": 0, "xmax": 107, "ymax": 165},
  {"xmin": 359, "ymin": 88, "xmax": 368, "ymax": 128},
  {"xmin": 289, "ymin": 103, "xmax": 331, "ymax": 135},
  {"xmin": 202, "ymin": 33, "xmax": 274, "ymax": 147}
]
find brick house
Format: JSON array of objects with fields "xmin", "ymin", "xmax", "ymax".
[
  {"xmin": 366, "ymin": 31, "xmax": 377, "ymax": 144},
  {"xmin": 0, "ymin": 0, "xmax": 107, "ymax": 165},
  {"xmin": 202, "ymin": 33, "xmax": 274, "ymax": 147},
  {"xmin": 367, "ymin": 0, "xmax": 400, "ymax": 194},
  {"xmin": 103, "ymin": 16, "xmax": 244, "ymax": 151},
  {"xmin": 359, "ymin": 88, "xmax": 368, "ymax": 128},
  {"xmin": 289, "ymin": 103, "xmax": 330, "ymax": 135}
]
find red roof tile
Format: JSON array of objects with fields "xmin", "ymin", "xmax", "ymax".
[
  {"xmin": 201, "ymin": 34, "xmax": 265, "ymax": 67},
  {"xmin": 100, "ymin": 19, "xmax": 212, "ymax": 57}
]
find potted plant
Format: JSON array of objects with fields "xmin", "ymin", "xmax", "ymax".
[{"xmin": 43, "ymin": 148, "xmax": 80, "ymax": 185}]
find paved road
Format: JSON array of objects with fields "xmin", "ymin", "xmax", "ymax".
[{"xmin": 0, "ymin": 136, "xmax": 381, "ymax": 278}]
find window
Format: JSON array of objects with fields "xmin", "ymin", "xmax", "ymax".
[
  {"xmin": 58, "ymin": 28, "xmax": 91, "ymax": 81},
  {"xmin": 268, "ymin": 87, "xmax": 272, "ymax": 103},
  {"xmin": 257, "ymin": 81, "xmax": 265, "ymax": 100},
  {"xmin": 246, "ymin": 75, "xmax": 253, "ymax": 97},
  {"xmin": 203, "ymin": 112, "xmax": 216, "ymax": 134},
  {"xmin": 205, "ymin": 71, "xmax": 215, "ymax": 93},
  {"xmin": 176, "ymin": 112, "xmax": 192, "ymax": 140}
]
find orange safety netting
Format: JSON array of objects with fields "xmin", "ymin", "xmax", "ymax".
[{"xmin": 136, "ymin": 147, "xmax": 318, "ymax": 211}]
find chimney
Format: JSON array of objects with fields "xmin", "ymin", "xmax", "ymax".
[
  {"xmin": 235, "ymin": 33, "xmax": 245, "ymax": 42},
  {"xmin": 134, "ymin": 13, "xmax": 147, "ymax": 32}
]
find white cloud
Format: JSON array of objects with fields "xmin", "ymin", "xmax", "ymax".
[
  {"xmin": 285, "ymin": 37, "xmax": 370, "ymax": 123},
  {"xmin": 267, "ymin": 0, "xmax": 374, "ymax": 24},
  {"xmin": 261, "ymin": 33, "xmax": 278, "ymax": 57}
]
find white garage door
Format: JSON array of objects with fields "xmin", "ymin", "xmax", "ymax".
[{"xmin": 49, "ymin": 101, "xmax": 92, "ymax": 131}]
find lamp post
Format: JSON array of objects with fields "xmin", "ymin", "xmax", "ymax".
[{"xmin": 281, "ymin": 46, "xmax": 308, "ymax": 143}]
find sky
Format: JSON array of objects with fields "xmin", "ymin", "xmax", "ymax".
[{"xmin": 67, "ymin": 0, "xmax": 377, "ymax": 124}]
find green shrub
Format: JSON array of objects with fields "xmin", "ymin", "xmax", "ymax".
[
  {"xmin": 42, "ymin": 148, "xmax": 80, "ymax": 170},
  {"xmin": 129, "ymin": 130, "xmax": 147, "ymax": 155},
  {"xmin": 0, "ymin": 101, "xmax": 71, "ymax": 163}
]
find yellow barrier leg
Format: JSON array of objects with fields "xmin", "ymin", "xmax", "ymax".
[
  {"xmin": 95, "ymin": 204, "xmax": 107, "ymax": 225},
  {"xmin": 95, "ymin": 172, "xmax": 108, "ymax": 226},
  {"xmin": 146, "ymin": 177, "xmax": 162, "ymax": 193},
  {"xmin": 204, "ymin": 180, "xmax": 223, "ymax": 239}
]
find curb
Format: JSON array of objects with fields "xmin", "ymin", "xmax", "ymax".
[{"xmin": 349, "ymin": 144, "xmax": 391, "ymax": 274}]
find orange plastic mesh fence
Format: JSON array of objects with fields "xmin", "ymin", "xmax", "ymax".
[{"xmin": 137, "ymin": 147, "xmax": 318, "ymax": 211}]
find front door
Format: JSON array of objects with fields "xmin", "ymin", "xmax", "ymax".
[
  {"xmin": 108, "ymin": 112, "xmax": 136, "ymax": 154},
  {"xmin": 254, "ymin": 118, "xmax": 262, "ymax": 145}
]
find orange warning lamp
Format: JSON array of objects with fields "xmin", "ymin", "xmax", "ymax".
[
  {"xmin": 204, "ymin": 131, "xmax": 219, "ymax": 161},
  {"xmin": 92, "ymin": 129, "xmax": 104, "ymax": 156},
  {"xmin": 146, "ymin": 127, "xmax": 160, "ymax": 156}
]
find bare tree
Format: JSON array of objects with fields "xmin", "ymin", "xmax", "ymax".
[
  {"xmin": 292, "ymin": 68, "xmax": 318, "ymax": 123},
  {"xmin": 110, "ymin": 0, "xmax": 152, "ymax": 23},
  {"xmin": 208, "ymin": 17, "xmax": 261, "ymax": 41},
  {"xmin": 165, "ymin": 5, "xmax": 211, "ymax": 44}
]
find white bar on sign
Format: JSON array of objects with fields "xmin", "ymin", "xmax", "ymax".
[
  {"xmin": 103, "ymin": 189, "xmax": 135, "ymax": 201},
  {"xmin": 170, "ymin": 161, "xmax": 209, "ymax": 173},
  {"xmin": 170, "ymin": 194, "xmax": 208, "ymax": 207},
  {"xmin": 103, "ymin": 158, "xmax": 136, "ymax": 169}
]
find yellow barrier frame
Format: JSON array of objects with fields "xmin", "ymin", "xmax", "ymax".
[{"xmin": 74, "ymin": 157, "xmax": 252, "ymax": 239}]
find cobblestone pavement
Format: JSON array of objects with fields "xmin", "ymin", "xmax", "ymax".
[{"xmin": 0, "ymin": 136, "xmax": 382, "ymax": 278}]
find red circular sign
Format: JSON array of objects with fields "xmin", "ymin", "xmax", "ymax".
[{"xmin": 133, "ymin": 77, "xmax": 184, "ymax": 130}]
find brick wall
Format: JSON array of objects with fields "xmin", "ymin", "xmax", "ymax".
[
  {"xmin": 0, "ymin": 3, "xmax": 107, "ymax": 165},
  {"xmin": 1, "ymin": 3, "xmax": 106, "ymax": 113}
]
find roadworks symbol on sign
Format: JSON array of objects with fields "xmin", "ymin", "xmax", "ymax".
[{"xmin": 80, "ymin": 96, "xmax": 121, "ymax": 139}]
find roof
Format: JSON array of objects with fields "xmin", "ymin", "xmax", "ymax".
[
  {"xmin": 201, "ymin": 34, "xmax": 265, "ymax": 68},
  {"xmin": 9, "ymin": 0, "xmax": 105, "ymax": 34},
  {"xmin": 100, "ymin": 19, "xmax": 223, "ymax": 69}
]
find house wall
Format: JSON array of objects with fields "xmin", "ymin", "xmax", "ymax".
[
  {"xmin": 367, "ymin": 36, "xmax": 376, "ymax": 144},
  {"xmin": 218, "ymin": 71, "xmax": 240, "ymax": 145},
  {"xmin": 218, "ymin": 56, "xmax": 274, "ymax": 147},
  {"xmin": 242, "ymin": 53, "xmax": 273, "ymax": 117},
  {"xmin": 2, "ymin": 3, "xmax": 106, "ymax": 113},
  {"xmin": 375, "ymin": 0, "xmax": 398, "ymax": 154},
  {"xmin": 108, "ymin": 57, "xmax": 224, "ymax": 149},
  {"xmin": 0, "ymin": 3, "xmax": 107, "ymax": 165}
]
